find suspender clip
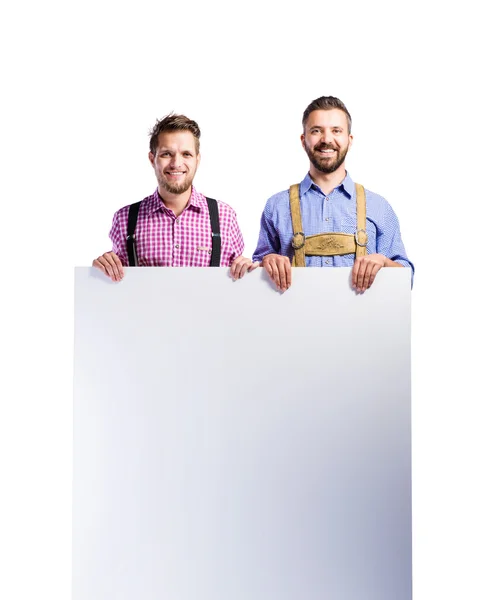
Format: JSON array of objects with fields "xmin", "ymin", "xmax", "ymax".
[
  {"xmin": 292, "ymin": 232, "xmax": 306, "ymax": 250},
  {"xmin": 355, "ymin": 229, "xmax": 368, "ymax": 247}
]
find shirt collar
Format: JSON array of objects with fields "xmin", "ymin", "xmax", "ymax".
[
  {"xmin": 149, "ymin": 186, "xmax": 204, "ymax": 214},
  {"xmin": 148, "ymin": 189, "xmax": 163, "ymax": 213},
  {"xmin": 299, "ymin": 171, "xmax": 354, "ymax": 199},
  {"xmin": 189, "ymin": 187, "xmax": 207, "ymax": 210}
]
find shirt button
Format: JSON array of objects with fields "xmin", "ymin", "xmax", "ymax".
[
  {"xmin": 325, "ymin": 259, "xmax": 330, "ymax": 264},
  {"xmin": 325, "ymin": 217, "xmax": 329, "ymax": 221},
  {"xmin": 175, "ymin": 244, "xmax": 180, "ymax": 249}
]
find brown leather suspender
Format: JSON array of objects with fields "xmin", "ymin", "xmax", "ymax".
[{"xmin": 289, "ymin": 183, "xmax": 368, "ymax": 267}]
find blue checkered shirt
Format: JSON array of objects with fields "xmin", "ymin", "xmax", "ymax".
[{"xmin": 252, "ymin": 172, "xmax": 414, "ymax": 276}]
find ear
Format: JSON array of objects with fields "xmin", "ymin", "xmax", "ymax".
[
  {"xmin": 196, "ymin": 153, "xmax": 201, "ymax": 168},
  {"xmin": 148, "ymin": 151, "xmax": 155, "ymax": 166},
  {"xmin": 300, "ymin": 133, "xmax": 306, "ymax": 151}
]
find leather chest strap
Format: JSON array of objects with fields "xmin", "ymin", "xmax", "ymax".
[
  {"xmin": 289, "ymin": 184, "xmax": 306, "ymax": 267},
  {"xmin": 355, "ymin": 183, "xmax": 368, "ymax": 258}
]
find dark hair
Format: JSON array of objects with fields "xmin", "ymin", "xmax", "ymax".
[
  {"xmin": 149, "ymin": 113, "xmax": 201, "ymax": 154},
  {"xmin": 302, "ymin": 96, "xmax": 352, "ymax": 133}
]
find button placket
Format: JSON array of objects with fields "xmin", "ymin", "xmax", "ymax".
[
  {"xmin": 323, "ymin": 197, "xmax": 333, "ymax": 232},
  {"xmin": 172, "ymin": 217, "xmax": 181, "ymax": 266}
]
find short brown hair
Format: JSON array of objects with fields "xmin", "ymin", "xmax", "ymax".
[
  {"xmin": 302, "ymin": 96, "xmax": 352, "ymax": 133},
  {"xmin": 149, "ymin": 113, "xmax": 201, "ymax": 154}
]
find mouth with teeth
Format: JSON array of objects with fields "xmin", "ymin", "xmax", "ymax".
[
  {"xmin": 315, "ymin": 144, "xmax": 337, "ymax": 156},
  {"xmin": 165, "ymin": 170, "xmax": 187, "ymax": 178},
  {"xmin": 306, "ymin": 140, "xmax": 348, "ymax": 174}
]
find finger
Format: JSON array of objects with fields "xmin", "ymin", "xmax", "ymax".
[
  {"xmin": 269, "ymin": 260, "xmax": 281, "ymax": 289},
  {"xmin": 285, "ymin": 259, "xmax": 292, "ymax": 288},
  {"xmin": 248, "ymin": 261, "xmax": 260, "ymax": 272},
  {"xmin": 278, "ymin": 260, "xmax": 287, "ymax": 291},
  {"xmin": 105, "ymin": 253, "xmax": 124, "ymax": 281},
  {"xmin": 238, "ymin": 261, "xmax": 251, "ymax": 279},
  {"xmin": 99, "ymin": 255, "xmax": 118, "ymax": 282},
  {"xmin": 368, "ymin": 262, "xmax": 382, "ymax": 288},
  {"xmin": 100, "ymin": 255, "xmax": 119, "ymax": 281},
  {"xmin": 111, "ymin": 252, "xmax": 125, "ymax": 278},
  {"xmin": 352, "ymin": 257, "xmax": 361, "ymax": 288},
  {"xmin": 93, "ymin": 257, "xmax": 115, "ymax": 281},
  {"xmin": 361, "ymin": 261, "xmax": 373, "ymax": 291},
  {"xmin": 92, "ymin": 258, "xmax": 105, "ymax": 274},
  {"xmin": 229, "ymin": 257, "xmax": 241, "ymax": 280},
  {"xmin": 356, "ymin": 260, "xmax": 368, "ymax": 292}
]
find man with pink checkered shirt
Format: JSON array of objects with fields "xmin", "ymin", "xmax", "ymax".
[{"xmin": 93, "ymin": 114, "xmax": 257, "ymax": 281}]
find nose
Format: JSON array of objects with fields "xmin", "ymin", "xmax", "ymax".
[
  {"xmin": 169, "ymin": 154, "xmax": 183, "ymax": 168},
  {"xmin": 320, "ymin": 131, "xmax": 333, "ymax": 144}
]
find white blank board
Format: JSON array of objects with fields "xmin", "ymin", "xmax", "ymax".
[{"xmin": 73, "ymin": 267, "xmax": 412, "ymax": 600}]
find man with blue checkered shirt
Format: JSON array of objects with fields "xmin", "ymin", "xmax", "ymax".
[{"xmin": 252, "ymin": 96, "xmax": 414, "ymax": 293}]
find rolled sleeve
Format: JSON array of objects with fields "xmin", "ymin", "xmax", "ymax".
[
  {"xmin": 109, "ymin": 208, "xmax": 130, "ymax": 266},
  {"xmin": 252, "ymin": 198, "xmax": 281, "ymax": 262},
  {"xmin": 225, "ymin": 208, "xmax": 245, "ymax": 265},
  {"xmin": 377, "ymin": 202, "xmax": 414, "ymax": 281}
]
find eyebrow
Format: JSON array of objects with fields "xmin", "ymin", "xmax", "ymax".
[
  {"xmin": 310, "ymin": 125, "xmax": 344, "ymax": 131},
  {"xmin": 158, "ymin": 148, "xmax": 194, "ymax": 153}
]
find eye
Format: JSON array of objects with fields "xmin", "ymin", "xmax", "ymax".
[
  {"xmin": 183, "ymin": 152, "xmax": 192, "ymax": 157},
  {"xmin": 311, "ymin": 128, "xmax": 320, "ymax": 134},
  {"xmin": 160, "ymin": 151, "xmax": 170, "ymax": 157},
  {"xmin": 333, "ymin": 129, "xmax": 342, "ymax": 134}
]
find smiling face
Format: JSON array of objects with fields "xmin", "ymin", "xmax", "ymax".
[
  {"xmin": 301, "ymin": 109, "xmax": 353, "ymax": 175},
  {"xmin": 149, "ymin": 130, "xmax": 200, "ymax": 195}
]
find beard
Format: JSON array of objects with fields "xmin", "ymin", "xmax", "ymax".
[
  {"xmin": 157, "ymin": 172, "xmax": 194, "ymax": 195},
  {"xmin": 305, "ymin": 142, "xmax": 349, "ymax": 174}
]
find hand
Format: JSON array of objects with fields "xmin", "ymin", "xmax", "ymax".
[
  {"xmin": 262, "ymin": 254, "xmax": 292, "ymax": 292},
  {"xmin": 352, "ymin": 253, "xmax": 387, "ymax": 292},
  {"xmin": 230, "ymin": 255, "xmax": 260, "ymax": 280},
  {"xmin": 92, "ymin": 252, "xmax": 125, "ymax": 282}
]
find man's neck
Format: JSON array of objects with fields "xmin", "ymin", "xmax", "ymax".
[
  {"xmin": 158, "ymin": 186, "xmax": 193, "ymax": 218},
  {"xmin": 309, "ymin": 165, "xmax": 346, "ymax": 196}
]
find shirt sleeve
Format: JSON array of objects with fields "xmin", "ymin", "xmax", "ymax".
[
  {"xmin": 221, "ymin": 205, "xmax": 245, "ymax": 266},
  {"xmin": 109, "ymin": 208, "xmax": 130, "ymax": 266},
  {"xmin": 377, "ymin": 201, "xmax": 415, "ymax": 277},
  {"xmin": 252, "ymin": 198, "xmax": 281, "ymax": 262}
]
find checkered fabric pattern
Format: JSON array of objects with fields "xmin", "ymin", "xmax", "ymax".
[
  {"xmin": 253, "ymin": 172, "xmax": 414, "ymax": 276},
  {"xmin": 109, "ymin": 187, "xmax": 244, "ymax": 267}
]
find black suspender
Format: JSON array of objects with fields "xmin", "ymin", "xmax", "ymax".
[
  {"xmin": 205, "ymin": 197, "xmax": 221, "ymax": 267},
  {"xmin": 126, "ymin": 201, "xmax": 141, "ymax": 267},
  {"xmin": 125, "ymin": 197, "xmax": 221, "ymax": 267}
]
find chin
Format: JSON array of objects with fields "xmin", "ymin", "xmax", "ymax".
[{"xmin": 166, "ymin": 184, "xmax": 192, "ymax": 194}]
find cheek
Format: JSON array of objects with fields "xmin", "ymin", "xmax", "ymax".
[{"xmin": 304, "ymin": 137, "xmax": 314, "ymax": 151}]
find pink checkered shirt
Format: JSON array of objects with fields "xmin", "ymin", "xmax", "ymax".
[{"xmin": 109, "ymin": 187, "xmax": 245, "ymax": 267}]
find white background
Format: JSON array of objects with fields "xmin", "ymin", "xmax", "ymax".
[{"xmin": 1, "ymin": 1, "xmax": 490, "ymax": 598}]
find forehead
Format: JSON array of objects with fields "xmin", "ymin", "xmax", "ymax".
[
  {"xmin": 155, "ymin": 130, "xmax": 198, "ymax": 151},
  {"xmin": 305, "ymin": 109, "xmax": 349, "ymax": 130}
]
